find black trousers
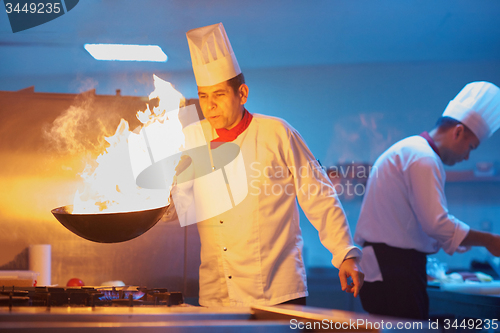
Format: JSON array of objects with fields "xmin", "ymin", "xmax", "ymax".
[{"xmin": 359, "ymin": 242, "xmax": 429, "ymax": 320}]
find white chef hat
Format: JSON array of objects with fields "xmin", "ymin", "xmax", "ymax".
[
  {"xmin": 442, "ymin": 81, "xmax": 500, "ymax": 142},
  {"xmin": 186, "ymin": 22, "xmax": 241, "ymax": 87}
]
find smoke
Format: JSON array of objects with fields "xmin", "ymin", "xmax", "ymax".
[
  {"xmin": 42, "ymin": 92, "xmax": 132, "ymax": 157},
  {"xmin": 44, "ymin": 105, "xmax": 99, "ymax": 155},
  {"xmin": 325, "ymin": 112, "xmax": 403, "ymax": 165}
]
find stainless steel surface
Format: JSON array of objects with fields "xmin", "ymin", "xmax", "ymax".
[
  {"xmin": 252, "ymin": 305, "xmax": 432, "ymax": 333},
  {"xmin": 0, "ymin": 306, "xmax": 292, "ymax": 333},
  {"xmin": 51, "ymin": 205, "xmax": 168, "ymax": 243},
  {"xmin": 0, "ymin": 304, "xmax": 433, "ymax": 333},
  {"xmin": 0, "ymin": 305, "xmax": 252, "ymax": 322},
  {"xmin": 0, "ymin": 321, "xmax": 292, "ymax": 333}
]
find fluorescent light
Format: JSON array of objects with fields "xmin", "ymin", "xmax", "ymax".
[{"xmin": 84, "ymin": 44, "xmax": 168, "ymax": 62}]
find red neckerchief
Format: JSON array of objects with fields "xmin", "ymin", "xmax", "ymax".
[
  {"xmin": 210, "ymin": 109, "xmax": 253, "ymax": 149},
  {"xmin": 419, "ymin": 131, "xmax": 441, "ymax": 157}
]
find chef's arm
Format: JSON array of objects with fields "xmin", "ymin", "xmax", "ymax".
[
  {"xmin": 408, "ymin": 157, "xmax": 470, "ymax": 255},
  {"xmin": 460, "ymin": 229, "xmax": 500, "ymax": 257},
  {"xmin": 284, "ymin": 127, "xmax": 364, "ymax": 295},
  {"xmin": 285, "ymin": 128, "xmax": 360, "ymax": 267}
]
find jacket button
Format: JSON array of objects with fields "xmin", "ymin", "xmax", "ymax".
[
  {"xmin": 220, "ymin": 220, "xmax": 223, "ymax": 224},
  {"xmin": 228, "ymin": 276, "xmax": 232, "ymax": 279},
  {"xmin": 223, "ymin": 247, "xmax": 227, "ymax": 251}
]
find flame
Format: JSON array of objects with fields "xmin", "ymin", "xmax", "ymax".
[{"xmin": 72, "ymin": 75, "xmax": 186, "ymax": 214}]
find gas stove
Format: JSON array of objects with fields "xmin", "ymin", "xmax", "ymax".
[{"xmin": 0, "ymin": 285, "xmax": 184, "ymax": 308}]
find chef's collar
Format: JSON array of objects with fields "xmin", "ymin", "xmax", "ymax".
[
  {"xmin": 419, "ymin": 131, "xmax": 441, "ymax": 157},
  {"xmin": 211, "ymin": 109, "xmax": 253, "ymax": 149}
]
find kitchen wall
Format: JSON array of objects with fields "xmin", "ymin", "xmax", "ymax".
[
  {"xmin": 0, "ymin": 89, "xmax": 201, "ymax": 298},
  {"xmin": 1, "ymin": 59, "xmax": 500, "ymax": 301}
]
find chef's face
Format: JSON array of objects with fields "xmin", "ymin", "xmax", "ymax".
[
  {"xmin": 197, "ymin": 81, "xmax": 249, "ymax": 130},
  {"xmin": 440, "ymin": 126, "xmax": 480, "ymax": 166}
]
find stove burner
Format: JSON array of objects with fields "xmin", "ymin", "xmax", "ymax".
[{"xmin": 146, "ymin": 289, "xmax": 184, "ymax": 306}]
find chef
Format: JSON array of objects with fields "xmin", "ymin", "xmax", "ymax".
[
  {"xmin": 167, "ymin": 23, "xmax": 364, "ymax": 307},
  {"xmin": 354, "ymin": 81, "xmax": 500, "ymax": 319}
]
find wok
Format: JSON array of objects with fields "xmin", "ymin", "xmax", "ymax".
[{"xmin": 51, "ymin": 205, "xmax": 168, "ymax": 243}]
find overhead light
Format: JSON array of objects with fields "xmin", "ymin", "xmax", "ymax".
[{"xmin": 84, "ymin": 44, "xmax": 168, "ymax": 62}]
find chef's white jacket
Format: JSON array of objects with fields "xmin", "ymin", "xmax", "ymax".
[
  {"xmin": 177, "ymin": 113, "xmax": 360, "ymax": 306},
  {"xmin": 354, "ymin": 135, "xmax": 470, "ymax": 282}
]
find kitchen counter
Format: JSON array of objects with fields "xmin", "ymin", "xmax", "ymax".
[
  {"xmin": 428, "ymin": 286, "xmax": 500, "ymax": 319},
  {"xmin": 0, "ymin": 304, "xmax": 432, "ymax": 333},
  {"xmin": 0, "ymin": 305, "xmax": 283, "ymax": 333}
]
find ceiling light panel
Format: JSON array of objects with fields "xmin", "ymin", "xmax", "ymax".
[{"xmin": 84, "ymin": 44, "xmax": 167, "ymax": 62}]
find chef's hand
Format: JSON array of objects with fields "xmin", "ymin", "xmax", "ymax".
[
  {"xmin": 163, "ymin": 193, "xmax": 178, "ymax": 222},
  {"xmin": 175, "ymin": 155, "xmax": 192, "ymax": 176},
  {"xmin": 164, "ymin": 155, "xmax": 193, "ymax": 223},
  {"xmin": 339, "ymin": 258, "xmax": 364, "ymax": 298}
]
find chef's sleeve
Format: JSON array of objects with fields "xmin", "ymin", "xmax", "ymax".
[
  {"xmin": 164, "ymin": 153, "xmax": 196, "ymax": 225},
  {"xmin": 284, "ymin": 126, "xmax": 361, "ymax": 268},
  {"xmin": 407, "ymin": 156, "xmax": 470, "ymax": 255}
]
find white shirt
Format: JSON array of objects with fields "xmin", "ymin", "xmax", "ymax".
[
  {"xmin": 178, "ymin": 114, "xmax": 361, "ymax": 306},
  {"xmin": 354, "ymin": 135, "xmax": 470, "ymax": 282}
]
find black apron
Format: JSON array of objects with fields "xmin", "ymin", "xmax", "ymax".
[{"xmin": 360, "ymin": 242, "xmax": 429, "ymax": 320}]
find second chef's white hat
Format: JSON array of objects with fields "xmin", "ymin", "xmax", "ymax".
[
  {"xmin": 442, "ymin": 81, "xmax": 500, "ymax": 142},
  {"xmin": 186, "ymin": 22, "xmax": 241, "ymax": 87}
]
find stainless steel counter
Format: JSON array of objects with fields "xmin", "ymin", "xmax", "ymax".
[
  {"xmin": 0, "ymin": 304, "xmax": 433, "ymax": 333},
  {"xmin": 1, "ymin": 305, "xmax": 282, "ymax": 333},
  {"xmin": 428, "ymin": 287, "xmax": 500, "ymax": 319}
]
